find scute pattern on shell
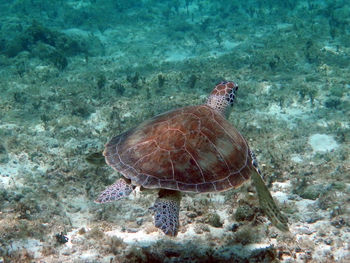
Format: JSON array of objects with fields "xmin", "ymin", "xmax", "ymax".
[{"xmin": 104, "ymin": 105, "xmax": 254, "ymax": 193}]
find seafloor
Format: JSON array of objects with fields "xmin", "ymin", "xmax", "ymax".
[{"xmin": 0, "ymin": 0, "xmax": 349, "ymax": 262}]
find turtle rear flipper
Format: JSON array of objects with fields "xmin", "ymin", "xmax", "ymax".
[
  {"xmin": 150, "ymin": 189, "xmax": 181, "ymax": 236},
  {"xmin": 95, "ymin": 178, "xmax": 134, "ymax": 203},
  {"xmin": 251, "ymin": 171, "xmax": 289, "ymax": 232}
]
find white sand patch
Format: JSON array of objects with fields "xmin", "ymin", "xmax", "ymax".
[
  {"xmin": 0, "ymin": 156, "xmax": 20, "ymax": 188},
  {"xmin": 62, "ymin": 28, "xmax": 91, "ymax": 38},
  {"xmin": 78, "ymin": 251, "xmax": 100, "ymax": 261},
  {"xmin": 67, "ymin": 0, "xmax": 91, "ymax": 10},
  {"xmin": 308, "ymin": 134, "xmax": 339, "ymax": 153},
  {"xmin": 105, "ymin": 229, "xmax": 161, "ymax": 247},
  {"xmin": 0, "ymin": 152, "xmax": 45, "ymax": 189},
  {"xmin": 273, "ymin": 191, "xmax": 289, "ymax": 203},
  {"xmin": 122, "ymin": 111, "xmax": 132, "ymax": 118},
  {"xmin": 62, "ymin": 195, "xmax": 92, "ymax": 227},
  {"xmin": 164, "ymin": 50, "xmax": 193, "ymax": 62},
  {"xmin": 273, "ymin": 181, "xmax": 292, "ymax": 191},
  {"xmin": 260, "ymin": 82, "xmax": 272, "ymax": 94},
  {"xmin": 217, "ymin": 208, "xmax": 230, "ymax": 224},
  {"xmin": 222, "ymin": 40, "xmax": 239, "ymax": 50},
  {"xmin": 105, "ymin": 214, "xmax": 229, "ymax": 247},
  {"xmin": 321, "ymin": 44, "xmax": 340, "ymax": 55},
  {"xmin": 276, "ymin": 23, "xmax": 293, "ymax": 30},
  {"xmin": 291, "ymin": 154, "xmax": 303, "ymax": 163},
  {"xmin": 265, "ymin": 102, "xmax": 311, "ymax": 128},
  {"xmin": 272, "ymin": 181, "xmax": 292, "ymax": 204},
  {"xmin": 208, "ymin": 194, "xmax": 226, "ymax": 204},
  {"xmin": 87, "ymin": 110, "xmax": 109, "ymax": 135},
  {"xmin": 208, "ymin": 225, "xmax": 227, "ymax": 238},
  {"xmin": 333, "ymin": 244, "xmax": 350, "ymax": 262},
  {"xmin": 295, "ymin": 198, "xmax": 316, "ymax": 213},
  {"xmin": 8, "ymin": 239, "xmax": 43, "ymax": 258}
]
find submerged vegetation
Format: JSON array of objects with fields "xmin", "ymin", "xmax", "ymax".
[{"xmin": 0, "ymin": 0, "xmax": 349, "ymax": 262}]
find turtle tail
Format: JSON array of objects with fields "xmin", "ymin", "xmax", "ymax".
[{"xmin": 250, "ymin": 171, "xmax": 289, "ymax": 232}]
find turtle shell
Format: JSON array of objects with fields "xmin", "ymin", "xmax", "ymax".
[{"xmin": 104, "ymin": 105, "xmax": 254, "ymax": 193}]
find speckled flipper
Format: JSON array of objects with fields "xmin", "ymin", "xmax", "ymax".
[
  {"xmin": 95, "ymin": 178, "xmax": 134, "ymax": 203},
  {"xmin": 251, "ymin": 171, "xmax": 289, "ymax": 231},
  {"xmin": 249, "ymin": 150, "xmax": 289, "ymax": 231},
  {"xmin": 150, "ymin": 190, "xmax": 181, "ymax": 236}
]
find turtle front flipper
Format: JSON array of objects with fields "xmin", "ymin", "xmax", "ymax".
[
  {"xmin": 95, "ymin": 178, "xmax": 134, "ymax": 203},
  {"xmin": 250, "ymin": 171, "xmax": 289, "ymax": 232},
  {"xmin": 150, "ymin": 189, "xmax": 181, "ymax": 236}
]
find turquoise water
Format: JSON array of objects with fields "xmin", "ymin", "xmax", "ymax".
[{"xmin": 0, "ymin": 1, "xmax": 349, "ymax": 262}]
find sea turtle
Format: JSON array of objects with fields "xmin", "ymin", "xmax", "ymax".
[{"xmin": 95, "ymin": 81, "xmax": 289, "ymax": 236}]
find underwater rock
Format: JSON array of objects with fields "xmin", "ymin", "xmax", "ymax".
[
  {"xmin": 31, "ymin": 42, "xmax": 68, "ymax": 70},
  {"xmin": 2, "ymin": 21, "xmax": 101, "ymax": 68},
  {"xmin": 295, "ymin": 184, "xmax": 326, "ymax": 200},
  {"xmin": 330, "ymin": 217, "xmax": 346, "ymax": 229},
  {"xmin": 295, "ymin": 226, "xmax": 315, "ymax": 235},
  {"xmin": 324, "ymin": 96, "xmax": 342, "ymax": 109},
  {"xmin": 305, "ymin": 213, "xmax": 324, "ymax": 223},
  {"xmin": 214, "ymin": 244, "xmax": 277, "ymax": 262},
  {"xmin": 157, "ymin": 74, "xmax": 166, "ymax": 89},
  {"xmin": 4, "ymin": 38, "xmax": 25, "ymax": 58},
  {"xmin": 227, "ymin": 223, "xmax": 240, "ymax": 232},
  {"xmin": 24, "ymin": 21, "xmax": 86, "ymax": 56}
]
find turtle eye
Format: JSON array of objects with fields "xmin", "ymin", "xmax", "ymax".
[
  {"xmin": 226, "ymin": 93, "xmax": 235, "ymax": 106},
  {"xmin": 226, "ymin": 83, "xmax": 238, "ymax": 106},
  {"xmin": 227, "ymin": 93, "xmax": 235, "ymax": 106}
]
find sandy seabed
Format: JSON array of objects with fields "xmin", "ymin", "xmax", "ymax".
[{"xmin": 0, "ymin": 0, "xmax": 349, "ymax": 262}]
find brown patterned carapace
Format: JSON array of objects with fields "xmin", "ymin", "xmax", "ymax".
[{"xmin": 104, "ymin": 81, "xmax": 255, "ymax": 193}]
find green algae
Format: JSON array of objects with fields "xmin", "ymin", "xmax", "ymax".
[
  {"xmin": 235, "ymin": 203, "xmax": 256, "ymax": 222},
  {"xmin": 85, "ymin": 151, "xmax": 106, "ymax": 166},
  {"xmin": 206, "ymin": 213, "xmax": 223, "ymax": 228}
]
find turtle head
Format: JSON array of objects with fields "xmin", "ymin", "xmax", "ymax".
[{"xmin": 206, "ymin": 81, "xmax": 238, "ymax": 116}]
